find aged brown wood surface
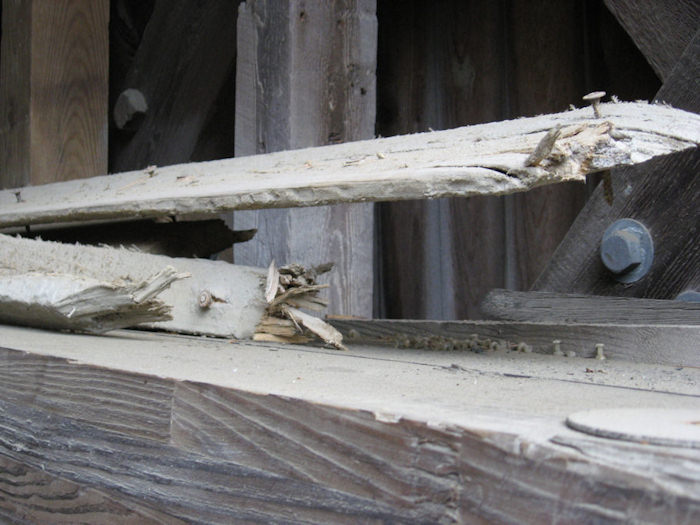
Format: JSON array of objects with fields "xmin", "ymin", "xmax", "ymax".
[
  {"xmin": 603, "ymin": 0, "xmax": 699, "ymax": 80},
  {"xmin": 234, "ymin": 0, "xmax": 377, "ymax": 318},
  {"xmin": 481, "ymin": 289, "xmax": 700, "ymax": 325},
  {"xmin": 534, "ymin": 30, "xmax": 700, "ymax": 297},
  {"xmin": 109, "ymin": 0, "xmax": 238, "ymax": 172},
  {"xmin": 376, "ymin": 0, "xmax": 507, "ymax": 319},
  {"xmin": 0, "ymin": 325, "xmax": 698, "ymax": 523},
  {"xmin": 0, "ymin": 0, "xmax": 109, "ymax": 188}
]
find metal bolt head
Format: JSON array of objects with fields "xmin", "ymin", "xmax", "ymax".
[
  {"xmin": 601, "ymin": 229, "xmax": 642, "ymax": 274},
  {"xmin": 600, "ymin": 219, "xmax": 654, "ymax": 283}
]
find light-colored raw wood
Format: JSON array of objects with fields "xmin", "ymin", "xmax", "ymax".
[
  {"xmin": 481, "ymin": 289, "xmax": 700, "ymax": 325},
  {"xmin": 0, "ymin": 234, "xmax": 266, "ymax": 338},
  {"xmin": 233, "ymin": 0, "xmax": 377, "ymax": 317},
  {"xmin": 0, "ymin": 102, "xmax": 696, "ymax": 230},
  {"xmin": 330, "ymin": 318, "xmax": 700, "ymax": 367},
  {"xmin": 0, "ymin": 0, "xmax": 108, "ymax": 188},
  {"xmin": 0, "ymin": 266, "xmax": 185, "ymax": 333},
  {"xmin": 0, "ymin": 326, "xmax": 698, "ymax": 522}
]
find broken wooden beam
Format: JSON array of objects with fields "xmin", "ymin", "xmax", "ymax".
[
  {"xmin": 0, "ymin": 234, "xmax": 266, "ymax": 338},
  {"xmin": 0, "ymin": 102, "xmax": 697, "ymax": 228},
  {"xmin": 0, "ymin": 267, "xmax": 186, "ymax": 333},
  {"xmin": 481, "ymin": 289, "xmax": 700, "ymax": 325},
  {"xmin": 329, "ymin": 318, "xmax": 700, "ymax": 367}
]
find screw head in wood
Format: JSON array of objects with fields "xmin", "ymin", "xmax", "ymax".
[
  {"xmin": 198, "ymin": 290, "xmax": 213, "ymax": 308},
  {"xmin": 582, "ymin": 90, "xmax": 606, "ymax": 118}
]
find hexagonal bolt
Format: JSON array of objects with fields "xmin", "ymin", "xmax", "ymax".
[
  {"xmin": 114, "ymin": 88, "xmax": 148, "ymax": 130},
  {"xmin": 600, "ymin": 229, "xmax": 643, "ymax": 274}
]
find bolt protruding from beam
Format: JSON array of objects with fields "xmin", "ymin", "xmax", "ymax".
[
  {"xmin": 600, "ymin": 219, "xmax": 654, "ymax": 283},
  {"xmin": 114, "ymin": 88, "xmax": 148, "ymax": 130},
  {"xmin": 601, "ymin": 229, "xmax": 642, "ymax": 274}
]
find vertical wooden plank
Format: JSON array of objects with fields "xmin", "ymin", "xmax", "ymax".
[
  {"xmin": 0, "ymin": 0, "xmax": 109, "ymax": 189},
  {"xmin": 234, "ymin": 0, "xmax": 376, "ymax": 317},
  {"xmin": 507, "ymin": 1, "xmax": 589, "ymax": 290},
  {"xmin": 376, "ymin": 0, "xmax": 507, "ymax": 319},
  {"xmin": 109, "ymin": 0, "xmax": 238, "ymax": 172},
  {"xmin": 0, "ymin": 0, "xmax": 32, "ymax": 188}
]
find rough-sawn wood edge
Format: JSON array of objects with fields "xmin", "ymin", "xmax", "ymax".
[{"xmin": 0, "ymin": 102, "xmax": 698, "ymax": 228}]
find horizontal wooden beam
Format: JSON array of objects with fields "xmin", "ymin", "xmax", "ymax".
[
  {"xmin": 0, "ymin": 326, "xmax": 698, "ymax": 522},
  {"xmin": 480, "ymin": 289, "xmax": 700, "ymax": 325},
  {"xmin": 0, "ymin": 102, "xmax": 697, "ymax": 228},
  {"xmin": 329, "ymin": 319, "xmax": 700, "ymax": 367}
]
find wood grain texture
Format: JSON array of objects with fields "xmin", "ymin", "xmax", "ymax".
[
  {"xmin": 603, "ymin": 0, "xmax": 699, "ymax": 80},
  {"xmin": 331, "ymin": 318, "xmax": 700, "ymax": 367},
  {"xmin": 534, "ymin": 31, "xmax": 700, "ymax": 297},
  {"xmin": 0, "ymin": 0, "xmax": 32, "ymax": 189},
  {"xmin": 234, "ymin": 0, "xmax": 377, "ymax": 318},
  {"xmin": 1, "ymin": 102, "xmax": 696, "ymax": 230},
  {"xmin": 0, "ymin": 454, "xmax": 181, "ymax": 524},
  {"xmin": 481, "ymin": 289, "xmax": 700, "ymax": 325},
  {"xmin": 0, "ymin": 0, "xmax": 108, "ymax": 188},
  {"xmin": 0, "ymin": 327, "xmax": 698, "ymax": 523},
  {"xmin": 109, "ymin": 0, "xmax": 238, "ymax": 172}
]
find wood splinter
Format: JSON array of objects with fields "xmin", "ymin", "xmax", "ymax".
[
  {"xmin": 254, "ymin": 260, "xmax": 346, "ymax": 350},
  {"xmin": 0, "ymin": 266, "xmax": 188, "ymax": 334}
]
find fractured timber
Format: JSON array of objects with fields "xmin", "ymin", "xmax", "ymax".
[
  {"xmin": 0, "ymin": 234, "xmax": 266, "ymax": 338},
  {"xmin": 0, "ymin": 102, "xmax": 698, "ymax": 228}
]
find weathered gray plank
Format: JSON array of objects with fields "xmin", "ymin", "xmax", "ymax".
[
  {"xmin": 330, "ymin": 318, "xmax": 700, "ymax": 367},
  {"xmin": 233, "ymin": 0, "xmax": 377, "ymax": 317},
  {"xmin": 0, "ymin": 454, "xmax": 182, "ymax": 525},
  {"xmin": 0, "ymin": 102, "xmax": 696, "ymax": 230},
  {"xmin": 603, "ymin": 0, "xmax": 699, "ymax": 80},
  {"xmin": 481, "ymin": 289, "xmax": 700, "ymax": 325},
  {"xmin": 533, "ymin": 32, "xmax": 700, "ymax": 298},
  {"xmin": 0, "ymin": 327, "xmax": 698, "ymax": 523}
]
